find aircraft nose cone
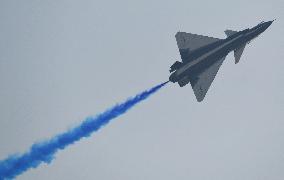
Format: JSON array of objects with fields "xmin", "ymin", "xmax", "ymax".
[
  {"xmin": 262, "ymin": 20, "xmax": 273, "ymax": 31},
  {"xmin": 267, "ymin": 20, "xmax": 274, "ymax": 26}
]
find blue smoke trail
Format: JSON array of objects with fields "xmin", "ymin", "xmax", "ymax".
[{"xmin": 0, "ymin": 81, "xmax": 168, "ymax": 179}]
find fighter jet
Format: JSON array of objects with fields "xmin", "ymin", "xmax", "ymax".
[{"xmin": 169, "ymin": 20, "xmax": 273, "ymax": 102}]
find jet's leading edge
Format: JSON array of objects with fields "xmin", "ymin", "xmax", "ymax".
[{"xmin": 169, "ymin": 20, "xmax": 273, "ymax": 102}]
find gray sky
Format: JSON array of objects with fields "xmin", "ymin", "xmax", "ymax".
[{"xmin": 0, "ymin": 0, "xmax": 283, "ymax": 179}]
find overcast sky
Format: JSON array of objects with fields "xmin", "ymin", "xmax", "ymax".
[{"xmin": 0, "ymin": 0, "xmax": 283, "ymax": 179}]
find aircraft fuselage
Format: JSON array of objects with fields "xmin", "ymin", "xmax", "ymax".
[{"xmin": 169, "ymin": 21, "xmax": 273, "ymax": 83}]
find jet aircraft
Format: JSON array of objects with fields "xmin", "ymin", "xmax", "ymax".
[{"xmin": 169, "ymin": 21, "xmax": 273, "ymax": 102}]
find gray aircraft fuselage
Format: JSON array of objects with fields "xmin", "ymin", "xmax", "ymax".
[{"xmin": 169, "ymin": 21, "xmax": 273, "ymax": 84}]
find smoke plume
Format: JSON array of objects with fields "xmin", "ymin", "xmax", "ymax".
[{"xmin": 0, "ymin": 81, "xmax": 168, "ymax": 179}]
